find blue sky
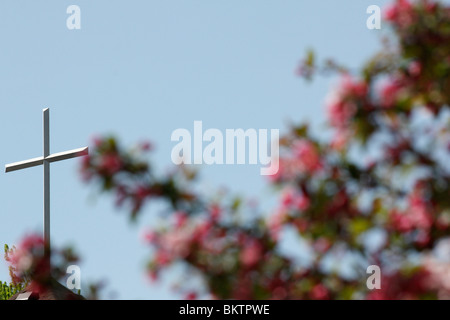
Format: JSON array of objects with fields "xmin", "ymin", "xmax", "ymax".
[{"xmin": 0, "ymin": 0, "xmax": 392, "ymax": 299}]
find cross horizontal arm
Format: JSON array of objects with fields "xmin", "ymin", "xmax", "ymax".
[
  {"xmin": 45, "ymin": 147, "xmax": 89, "ymax": 163},
  {"xmin": 4, "ymin": 147, "xmax": 88, "ymax": 173},
  {"xmin": 5, "ymin": 156, "xmax": 44, "ymax": 173}
]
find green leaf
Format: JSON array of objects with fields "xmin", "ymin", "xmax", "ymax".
[{"xmin": 348, "ymin": 218, "xmax": 371, "ymax": 238}]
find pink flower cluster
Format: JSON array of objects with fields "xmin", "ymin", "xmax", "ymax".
[
  {"xmin": 366, "ymin": 267, "xmax": 433, "ymax": 300},
  {"xmin": 281, "ymin": 187, "xmax": 310, "ymax": 212},
  {"xmin": 5, "ymin": 234, "xmax": 49, "ymax": 286},
  {"xmin": 378, "ymin": 77, "xmax": 405, "ymax": 108},
  {"xmin": 390, "ymin": 184, "xmax": 435, "ymax": 247},
  {"xmin": 325, "ymin": 75, "xmax": 368, "ymax": 129},
  {"xmin": 144, "ymin": 209, "xmax": 223, "ymax": 272},
  {"xmin": 239, "ymin": 237, "xmax": 264, "ymax": 269},
  {"xmin": 384, "ymin": 0, "xmax": 416, "ymax": 28},
  {"xmin": 81, "ymin": 152, "xmax": 123, "ymax": 181},
  {"xmin": 98, "ymin": 153, "xmax": 123, "ymax": 176},
  {"xmin": 292, "ymin": 140, "xmax": 323, "ymax": 173},
  {"xmin": 423, "ymin": 255, "xmax": 450, "ymax": 299},
  {"xmin": 270, "ymin": 139, "xmax": 322, "ymax": 183}
]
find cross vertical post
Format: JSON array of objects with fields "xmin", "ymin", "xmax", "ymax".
[
  {"xmin": 4, "ymin": 108, "xmax": 89, "ymax": 266},
  {"xmin": 43, "ymin": 108, "xmax": 50, "ymax": 256}
]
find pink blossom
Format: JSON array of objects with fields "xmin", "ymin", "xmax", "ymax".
[
  {"xmin": 131, "ymin": 185, "xmax": 150, "ymax": 213},
  {"xmin": 366, "ymin": 290, "xmax": 387, "ymax": 300},
  {"xmin": 19, "ymin": 234, "xmax": 45, "ymax": 252},
  {"xmin": 174, "ymin": 211, "xmax": 188, "ymax": 229},
  {"xmin": 293, "ymin": 218, "xmax": 309, "ymax": 233},
  {"xmin": 267, "ymin": 157, "xmax": 291, "ymax": 183},
  {"xmin": 325, "ymin": 93, "xmax": 357, "ymax": 128},
  {"xmin": 140, "ymin": 141, "xmax": 153, "ymax": 152},
  {"xmin": 136, "ymin": 185, "xmax": 149, "ymax": 199},
  {"xmin": 391, "ymin": 209, "xmax": 414, "ymax": 233},
  {"xmin": 147, "ymin": 269, "xmax": 158, "ymax": 282},
  {"xmin": 390, "ymin": 193, "xmax": 433, "ymax": 234},
  {"xmin": 80, "ymin": 155, "xmax": 93, "ymax": 181},
  {"xmin": 267, "ymin": 209, "xmax": 288, "ymax": 240},
  {"xmin": 281, "ymin": 188, "xmax": 310, "ymax": 211},
  {"xmin": 240, "ymin": 238, "xmax": 263, "ymax": 268},
  {"xmin": 92, "ymin": 135, "xmax": 103, "ymax": 148},
  {"xmin": 408, "ymin": 61, "xmax": 422, "ymax": 77},
  {"xmin": 141, "ymin": 229, "xmax": 158, "ymax": 244},
  {"xmin": 313, "ymin": 237, "xmax": 332, "ymax": 254},
  {"xmin": 325, "ymin": 75, "xmax": 367, "ymax": 128},
  {"xmin": 292, "ymin": 139, "xmax": 322, "ymax": 173},
  {"xmin": 185, "ymin": 292, "xmax": 197, "ymax": 300},
  {"xmin": 415, "ymin": 230, "xmax": 431, "ymax": 247},
  {"xmin": 379, "ymin": 78, "xmax": 403, "ymax": 108},
  {"xmin": 81, "ymin": 154, "xmax": 91, "ymax": 169},
  {"xmin": 424, "ymin": 1, "xmax": 438, "ymax": 13},
  {"xmin": 340, "ymin": 75, "xmax": 368, "ymax": 97},
  {"xmin": 193, "ymin": 220, "xmax": 213, "ymax": 243},
  {"xmin": 99, "ymin": 153, "xmax": 123, "ymax": 175},
  {"xmin": 408, "ymin": 193, "xmax": 433, "ymax": 230},
  {"xmin": 161, "ymin": 228, "xmax": 193, "ymax": 258},
  {"xmin": 384, "ymin": 3, "xmax": 399, "ymax": 21},
  {"xmin": 424, "ymin": 255, "xmax": 450, "ymax": 299},
  {"xmin": 384, "ymin": 0, "xmax": 415, "ymax": 27},
  {"xmin": 330, "ymin": 129, "xmax": 350, "ymax": 151},
  {"xmin": 155, "ymin": 250, "xmax": 172, "ymax": 266},
  {"xmin": 6, "ymin": 234, "xmax": 48, "ymax": 285},
  {"xmin": 208, "ymin": 204, "xmax": 222, "ymax": 221},
  {"xmin": 310, "ymin": 284, "xmax": 330, "ymax": 300}
]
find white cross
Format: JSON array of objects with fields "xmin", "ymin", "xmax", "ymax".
[{"xmin": 5, "ymin": 108, "xmax": 88, "ymax": 256}]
